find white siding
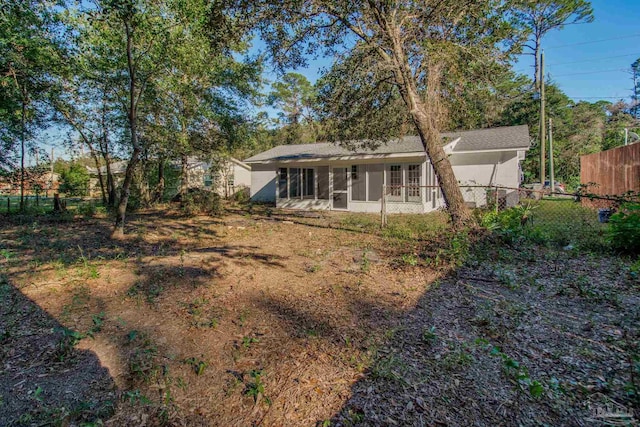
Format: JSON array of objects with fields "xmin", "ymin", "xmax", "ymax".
[
  {"xmin": 450, "ymin": 151, "xmax": 520, "ymax": 188},
  {"xmin": 233, "ymin": 163, "xmax": 252, "ymax": 189},
  {"xmin": 250, "ymin": 164, "xmax": 277, "ymax": 202}
]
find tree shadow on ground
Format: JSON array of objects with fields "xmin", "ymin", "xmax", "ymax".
[
  {"xmin": 0, "ymin": 275, "xmax": 117, "ymax": 426},
  {"xmin": 323, "ymin": 243, "xmax": 639, "ymax": 426}
]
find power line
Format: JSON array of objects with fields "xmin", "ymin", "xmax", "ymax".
[
  {"xmin": 545, "ymin": 33, "xmax": 640, "ymax": 49},
  {"xmin": 546, "ymin": 53, "xmax": 640, "ymax": 67},
  {"xmin": 566, "ymin": 96, "xmax": 630, "ymax": 99},
  {"xmin": 551, "ymin": 68, "xmax": 629, "ymax": 77}
]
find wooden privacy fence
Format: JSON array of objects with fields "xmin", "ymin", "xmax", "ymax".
[{"xmin": 580, "ymin": 143, "xmax": 640, "ymax": 207}]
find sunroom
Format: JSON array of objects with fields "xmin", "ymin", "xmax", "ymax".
[{"xmin": 274, "ymin": 160, "xmax": 440, "ymax": 213}]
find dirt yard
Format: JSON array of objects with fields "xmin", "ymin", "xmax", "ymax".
[{"xmin": 1, "ymin": 206, "xmax": 638, "ymax": 426}]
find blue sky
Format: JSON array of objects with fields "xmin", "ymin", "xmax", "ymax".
[
  {"xmin": 261, "ymin": 0, "xmax": 640, "ymax": 104},
  {"xmin": 513, "ymin": 0, "xmax": 640, "ymax": 102},
  {"xmin": 43, "ymin": 0, "xmax": 640, "ymax": 162}
]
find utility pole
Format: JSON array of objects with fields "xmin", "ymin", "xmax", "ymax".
[
  {"xmin": 539, "ymin": 51, "xmax": 546, "ymax": 186},
  {"xmin": 549, "ymin": 118, "xmax": 555, "ymax": 194}
]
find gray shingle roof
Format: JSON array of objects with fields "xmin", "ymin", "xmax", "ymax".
[
  {"xmin": 442, "ymin": 124, "xmax": 530, "ymax": 152},
  {"xmin": 244, "ymin": 125, "xmax": 530, "ymax": 163}
]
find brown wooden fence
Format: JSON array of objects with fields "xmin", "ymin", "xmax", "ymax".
[{"xmin": 581, "ymin": 143, "xmax": 640, "ymax": 197}]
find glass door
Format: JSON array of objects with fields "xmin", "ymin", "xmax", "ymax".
[{"xmin": 332, "ymin": 167, "xmax": 348, "ymax": 210}]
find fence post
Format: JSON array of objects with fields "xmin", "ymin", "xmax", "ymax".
[
  {"xmin": 495, "ymin": 186, "xmax": 499, "ymax": 213},
  {"xmin": 381, "ymin": 184, "xmax": 387, "ymax": 227}
]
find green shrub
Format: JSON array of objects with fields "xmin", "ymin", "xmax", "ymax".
[
  {"xmin": 77, "ymin": 202, "xmax": 96, "ymax": 217},
  {"xmin": 181, "ymin": 189, "xmax": 222, "ymax": 217},
  {"xmin": 58, "ymin": 163, "xmax": 90, "ymax": 197},
  {"xmin": 231, "ymin": 186, "xmax": 250, "ymax": 203},
  {"xmin": 481, "ymin": 203, "xmax": 536, "ymax": 243},
  {"xmin": 608, "ymin": 203, "xmax": 640, "ymax": 253}
]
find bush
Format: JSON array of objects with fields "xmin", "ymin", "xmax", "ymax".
[
  {"xmin": 608, "ymin": 203, "xmax": 640, "ymax": 253},
  {"xmin": 180, "ymin": 189, "xmax": 222, "ymax": 217},
  {"xmin": 77, "ymin": 201, "xmax": 96, "ymax": 217},
  {"xmin": 231, "ymin": 186, "xmax": 250, "ymax": 203},
  {"xmin": 481, "ymin": 203, "xmax": 536, "ymax": 243},
  {"xmin": 59, "ymin": 163, "xmax": 90, "ymax": 197}
]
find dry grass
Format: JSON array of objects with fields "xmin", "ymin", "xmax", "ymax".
[
  {"xmin": 1, "ymin": 204, "xmax": 638, "ymax": 426},
  {"xmin": 0, "ymin": 206, "xmax": 439, "ymax": 426}
]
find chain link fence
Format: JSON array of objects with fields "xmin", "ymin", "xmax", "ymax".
[{"xmin": 380, "ymin": 184, "xmax": 640, "ymax": 248}]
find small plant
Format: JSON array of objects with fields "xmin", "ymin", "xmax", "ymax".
[
  {"xmin": 421, "ymin": 326, "xmax": 438, "ymax": 344},
  {"xmin": 127, "ymin": 331, "xmax": 161, "ymax": 383},
  {"xmin": 608, "ymin": 203, "xmax": 640, "ymax": 253},
  {"xmin": 124, "ymin": 389, "xmax": 152, "ymax": 405},
  {"xmin": 360, "ymin": 251, "xmax": 371, "ymax": 272},
  {"xmin": 179, "ymin": 189, "xmax": 222, "ymax": 217},
  {"xmin": 306, "ymin": 263, "xmax": 321, "ymax": 273},
  {"xmin": 477, "ymin": 339, "xmax": 544, "ymax": 398},
  {"xmin": 242, "ymin": 336, "xmax": 260, "ymax": 349},
  {"xmin": 56, "ymin": 327, "xmax": 84, "ymax": 360},
  {"xmin": 401, "ymin": 253, "xmax": 419, "ymax": 266},
  {"xmin": 184, "ymin": 356, "xmax": 208, "ymax": 376},
  {"xmin": 86, "ymin": 312, "xmax": 105, "ymax": 338},
  {"xmin": 244, "ymin": 369, "xmax": 270, "ymax": 404},
  {"xmin": 371, "ymin": 353, "xmax": 407, "ymax": 383}
]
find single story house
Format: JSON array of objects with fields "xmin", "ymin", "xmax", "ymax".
[
  {"xmin": 244, "ymin": 125, "xmax": 530, "ymax": 213},
  {"xmin": 87, "ymin": 157, "xmax": 251, "ymax": 199}
]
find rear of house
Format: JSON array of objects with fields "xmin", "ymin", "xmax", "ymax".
[{"xmin": 245, "ymin": 125, "xmax": 530, "ymax": 213}]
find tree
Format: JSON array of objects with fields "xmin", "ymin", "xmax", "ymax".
[
  {"xmin": 58, "ymin": 162, "xmax": 90, "ymax": 197},
  {"xmin": 0, "ymin": 0, "xmax": 64, "ymax": 209},
  {"xmin": 268, "ymin": 73, "xmax": 315, "ymax": 126},
  {"xmin": 267, "ymin": 72, "xmax": 319, "ymax": 144},
  {"xmin": 243, "ymin": 1, "xmax": 523, "ymax": 227},
  {"xmin": 631, "ymin": 58, "xmax": 640, "ymax": 120},
  {"xmin": 513, "ymin": 0, "xmax": 594, "ymax": 89}
]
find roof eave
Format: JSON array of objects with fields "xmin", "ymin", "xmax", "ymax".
[
  {"xmin": 245, "ymin": 151, "xmax": 428, "ymax": 164},
  {"xmin": 453, "ymin": 146, "xmax": 531, "ymax": 154}
]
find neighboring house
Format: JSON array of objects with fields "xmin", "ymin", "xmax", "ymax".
[
  {"xmin": 86, "ymin": 157, "xmax": 252, "ymax": 198},
  {"xmin": 86, "ymin": 161, "xmax": 128, "ymax": 198},
  {"xmin": 244, "ymin": 125, "xmax": 530, "ymax": 213},
  {"xmin": 201, "ymin": 157, "xmax": 252, "ymax": 197},
  {"xmin": 0, "ymin": 171, "xmax": 60, "ymax": 196}
]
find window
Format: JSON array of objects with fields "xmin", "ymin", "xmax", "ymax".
[
  {"xmin": 352, "ymin": 165, "xmax": 366, "ymax": 201},
  {"xmin": 204, "ymin": 174, "xmax": 212, "ymax": 188},
  {"xmin": 278, "ymin": 168, "xmax": 288, "ymax": 199},
  {"xmin": 317, "ymin": 166, "xmax": 329, "ymax": 199},
  {"xmin": 367, "ymin": 164, "xmax": 383, "ymax": 201},
  {"xmin": 406, "ymin": 164, "xmax": 421, "ymax": 202},
  {"xmin": 303, "ymin": 168, "xmax": 314, "ymax": 199},
  {"xmin": 290, "ymin": 168, "xmax": 300, "ymax": 198},
  {"xmin": 388, "ymin": 165, "xmax": 402, "ymax": 198}
]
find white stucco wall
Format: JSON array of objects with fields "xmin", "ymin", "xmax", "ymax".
[
  {"xmin": 250, "ymin": 164, "xmax": 277, "ymax": 202},
  {"xmin": 233, "ymin": 163, "xmax": 252, "ymax": 189},
  {"xmin": 451, "ymin": 151, "xmax": 521, "ymax": 207},
  {"xmin": 450, "ymin": 151, "xmax": 520, "ymax": 187}
]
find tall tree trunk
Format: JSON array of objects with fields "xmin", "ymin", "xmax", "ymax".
[
  {"xmin": 20, "ymin": 93, "xmax": 26, "ymax": 212},
  {"xmin": 112, "ymin": 148, "xmax": 140, "ymax": 238},
  {"xmin": 112, "ymin": 19, "xmax": 142, "ymax": 238},
  {"xmin": 105, "ymin": 157, "xmax": 116, "ymax": 207},
  {"xmin": 387, "ymin": 33, "xmax": 472, "ymax": 228},
  {"xmin": 153, "ymin": 156, "xmax": 165, "ymax": 203},
  {"xmin": 180, "ymin": 154, "xmax": 188, "ymax": 196},
  {"xmin": 90, "ymin": 148, "xmax": 107, "ymax": 205},
  {"xmin": 409, "ymin": 100, "xmax": 472, "ymax": 228},
  {"xmin": 533, "ymin": 34, "xmax": 541, "ymax": 92}
]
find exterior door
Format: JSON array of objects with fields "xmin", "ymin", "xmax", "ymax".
[{"xmin": 332, "ymin": 167, "xmax": 348, "ymax": 210}]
